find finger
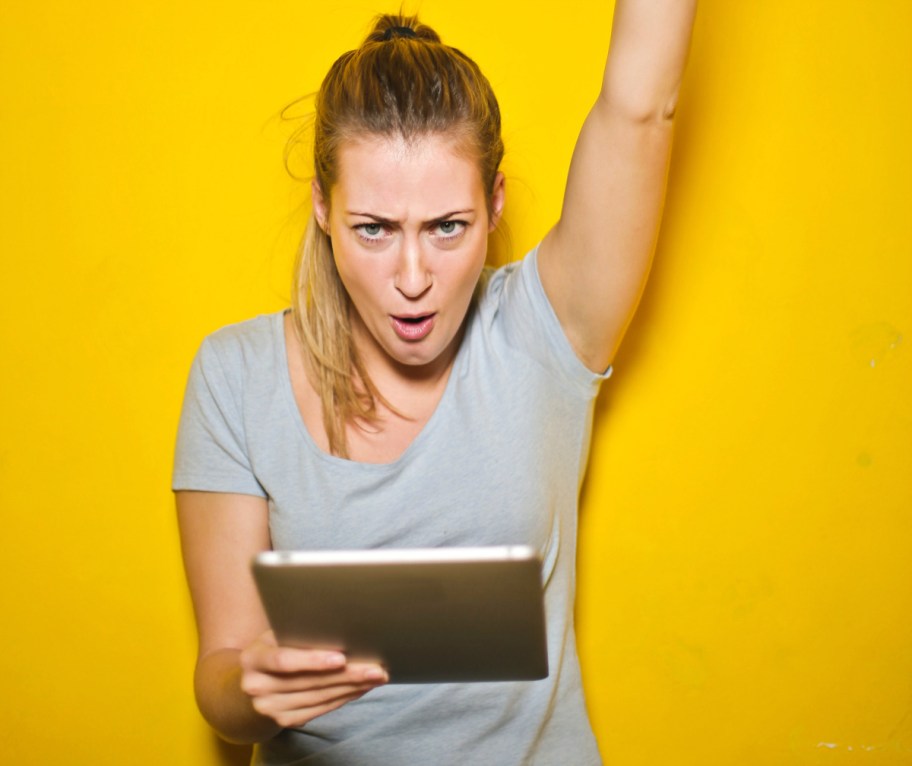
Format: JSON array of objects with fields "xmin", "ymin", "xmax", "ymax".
[
  {"xmin": 265, "ymin": 689, "xmax": 372, "ymax": 729},
  {"xmin": 251, "ymin": 684, "xmax": 379, "ymax": 728},
  {"xmin": 242, "ymin": 644, "xmax": 348, "ymax": 675},
  {"xmin": 339, "ymin": 662, "xmax": 389, "ymax": 683},
  {"xmin": 242, "ymin": 663, "xmax": 388, "ymax": 696}
]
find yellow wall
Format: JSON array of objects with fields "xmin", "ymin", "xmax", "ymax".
[{"xmin": 1, "ymin": 1, "xmax": 909, "ymax": 764}]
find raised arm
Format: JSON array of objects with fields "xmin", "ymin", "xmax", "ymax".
[{"xmin": 537, "ymin": 0, "xmax": 697, "ymax": 372}]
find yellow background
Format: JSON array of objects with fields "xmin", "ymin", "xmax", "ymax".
[{"xmin": 1, "ymin": 1, "xmax": 909, "ymax": 764}]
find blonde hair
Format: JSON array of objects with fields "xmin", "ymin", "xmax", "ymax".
[{"xmin": 290, "ymin": 13, "xmax": 504, "ymax": 457}]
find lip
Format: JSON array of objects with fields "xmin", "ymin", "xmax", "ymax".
[{"xmin": 390, "ymin": 313, "xmax": 436, "ymax": 341}]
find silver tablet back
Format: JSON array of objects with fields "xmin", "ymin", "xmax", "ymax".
[{"xmin": 252, "ymin": 546, "xmax": 548, "ymax": 683}]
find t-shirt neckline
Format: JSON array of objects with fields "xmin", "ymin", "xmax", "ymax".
[{"xmin": 273, "ymin": 310, "xmax": 467, "ymax": 469}]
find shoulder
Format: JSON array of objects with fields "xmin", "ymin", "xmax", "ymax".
[
  {"xmin": 201, "ymin": 312, "xmax": 281, "ymax": 354},
  {"xmin": 475, "ymin": 249, "xmax": 536, "ymax": 316},
  {"xmin": 475, "ymin": 246, "xmax": 558, "ymax": 334},
  {"xmin": 195, "ymin": 312, "xmax": 283, "ymax": 374},
  {"xmin": 185, "ymin": 312, "xmax": 286, "ymax": 408},
  {"xmin": 472, "ymin": 247, "xmax": 612, "ymax": 392}
]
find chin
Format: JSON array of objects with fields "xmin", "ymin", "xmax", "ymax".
[
  {"xmin": 392, "ymin": 348, "xmax": 442, "ymax": 368},
  {"xmin": 387, "ymin": 338, "xmax": 450, "ymax": 368}
]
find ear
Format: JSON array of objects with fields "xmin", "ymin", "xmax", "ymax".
[
  {"xmin": 311, "ymin": 179, "xmax": 329, "ymax": 233},
  {"xmin": 488, "ymin": 172, "xmax": 505, "ymax": 232}
]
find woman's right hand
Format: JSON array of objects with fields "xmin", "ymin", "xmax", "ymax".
[
  {"xmin": 239, "ymin": 630, "xmax": 389, "ymax": 728},
  {"xmin": 178, "ymin": 491, "xmax": 388, "ymax": 742}
]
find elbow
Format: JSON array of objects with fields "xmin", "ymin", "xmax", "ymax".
[
  {"xmin": 658, "ymin": 89, "xmax": 680, "ymax": 122},
  {"xmin": 598, "ymin": 78, "xmax": 682, "ymax": 125},
  {"xmin": 194, "ymin": 652, "xmax": 283, "ymax": 745}
]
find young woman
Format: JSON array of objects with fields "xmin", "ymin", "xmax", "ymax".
[{"xmin": 175, "ymin": 3, "xmax": 696, "ymax": 763}]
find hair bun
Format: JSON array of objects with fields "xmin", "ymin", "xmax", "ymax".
[
  {"xmin": 381, "ymin": 26, "xmax": 417, "ymax": 41},
  {"xmin": 366, "ymin": 14, "xmax": 442, "ymax": 44}
]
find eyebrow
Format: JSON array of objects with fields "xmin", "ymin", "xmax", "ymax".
[{"xmin": 345, "ymin": 209, "xmax": 475, "ymax": 223}]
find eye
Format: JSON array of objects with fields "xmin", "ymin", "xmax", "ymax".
[
  {"xmin": 354, "ymin": 223, "xmax": 386, "ymax": 241},
  {"xmin": 433, "ymin": 220, "xmax": 467, "ymax": 239}
]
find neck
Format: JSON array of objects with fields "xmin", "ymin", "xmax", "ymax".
[{"xmin": 349, "ymin": 314, "xmax": 463, "ymax": 409}]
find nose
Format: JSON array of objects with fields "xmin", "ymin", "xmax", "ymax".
[{"xmin": 394, "ymin": 238, "xmax": 432, "ymax": 299}]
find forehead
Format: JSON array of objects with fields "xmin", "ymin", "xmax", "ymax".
[{"xmin": 331, "ymin": 133, "xmax": 485, "ymax": 216}]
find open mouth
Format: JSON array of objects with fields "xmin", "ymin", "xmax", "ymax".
[{"xmin": 391, "ymin": 313, "xmax": 436, "ymax": 341}]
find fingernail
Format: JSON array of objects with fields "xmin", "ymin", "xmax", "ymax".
[
  {"xmin": 364, "ymin": 668, "xmax": 387, "ymax": 682},
  {"xmin": 323, "ymin": 652, "xmax": 346, "ymax": 667}
]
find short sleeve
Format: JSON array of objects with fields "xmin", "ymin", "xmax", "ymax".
[
  {"xmin": 172, "ymin": 336, "xmax": 267, "ymax": 497},
  {"xmin": 490, "ymin": 247, "xmax": 612, "ymax": 396}
]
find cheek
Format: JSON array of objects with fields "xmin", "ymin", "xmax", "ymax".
[
  {"xmin": 334, "ymin": 250, "xmax": 387, "ymax": 308},
  {"xmin": 458, "ymin": 241, "xmax": 489, "ymax": 285}
]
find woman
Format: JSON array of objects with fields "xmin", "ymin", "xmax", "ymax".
[{"xmin": 175, "ymin": 3, "xmax": 696, "ymax": 764}]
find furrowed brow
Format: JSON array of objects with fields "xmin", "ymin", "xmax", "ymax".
[
  {"xmin": 433, "ymin": 209, "xmax": 474, "ymax": 220},
  {"xmin": 346, "ymin": 211, "xmax": 397, "ymax": 224}
]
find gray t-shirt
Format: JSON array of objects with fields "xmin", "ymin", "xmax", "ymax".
[{"xmin": 174, "ymin": 248, "xmax": 609, "ymax": 765}]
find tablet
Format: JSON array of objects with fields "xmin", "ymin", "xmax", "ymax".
[{"xmin": 251, "ymin": 546, "xmax": 548, "ymax": 683}]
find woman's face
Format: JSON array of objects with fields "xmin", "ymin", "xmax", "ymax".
[{"xmin": 313, "ymin": 133, "xmax": 504, "ymax": 377}]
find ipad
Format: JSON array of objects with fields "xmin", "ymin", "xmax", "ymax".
[{"xmin": 251, "ymin": 546, "xmax": 548, "ymax": 683}]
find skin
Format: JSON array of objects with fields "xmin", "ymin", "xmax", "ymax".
[
  {"xmin": 177, "ymin": 0, "xmax": 697, "ymax": 745},
  {"xmin": 313, "ymin": 133, "xmax": 504, "ymax": 384},
  {"xmin": 537, "ymin": 0, "xmax": 697, "ymax": 373},
  {"xmin": 297, "ymin": 133, "xmax": 505, "ymax": 463}
]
